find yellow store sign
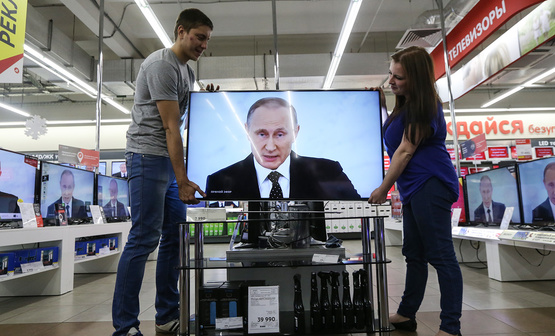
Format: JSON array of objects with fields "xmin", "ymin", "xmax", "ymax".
[{"xmin": 0, "ymin": 0, "xmax": 28, "ymax": 83}]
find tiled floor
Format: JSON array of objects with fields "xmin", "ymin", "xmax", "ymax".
[{"xmin": 1, "ymin": 240, "xmax": 554, "ymax": 336}]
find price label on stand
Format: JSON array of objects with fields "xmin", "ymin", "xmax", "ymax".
[
  {"xmin": 500, "ymin": 207, "xmax": 514, "ymax": 230},
  {"xmin": 21, "ymin": 261, "xmax": 45, "ymax": 273},
  {"xmin": 90, "ymin": 205, "xmax": 106, "ymax": 224},
  {"xmin": 248, "ymin": 286, "xmax": 279, "ymax": 333}
]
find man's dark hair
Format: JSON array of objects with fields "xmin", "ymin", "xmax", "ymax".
[
  {"xmin": 246, "ymin": 97, "xmax": 298, "ymax": 128},
  {"xmin": 174, "ymin": 8, "xmax": 213, "ymax": 40}
]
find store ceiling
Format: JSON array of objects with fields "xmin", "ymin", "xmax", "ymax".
[{"xmin": 1, "ymin": 0, "xmax": 554, "ymax": 126}]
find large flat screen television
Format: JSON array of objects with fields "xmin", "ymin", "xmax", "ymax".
[
  {"xmin": 39, "ymin": 161, "xmax": 94, "ymax": 224},
  {"xmin": 0, "ymin": 148, "xmax": 38, "ymax": 222},
  {"xmin": 186, "ymin": 90, "xmax": 384, "ymax": 201},
  {"xmin": 517, "ymin": 156, "xmax": 555, "ymax": 226},
  {"xmin": 96, "ymin": 174, "xmax": 130, "ymax": 222},
  {"xmin": 464, "ymin": 166, "xmax": 521, "ymax": 226}
]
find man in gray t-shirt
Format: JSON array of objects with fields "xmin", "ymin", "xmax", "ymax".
[{"xmin": 112, "ymin": 8, "xmax": 214, "ymax": 336}]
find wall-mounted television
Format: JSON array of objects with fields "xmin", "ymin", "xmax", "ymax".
[
  {"xmin": 0, "ymin": 148, "xmax": 38, "ymax": 222},
  {"xmin": 464, "ymin": 165, "xmax": 521, "ymax": 226},
  {"xmin": 96, "ymin": 174, "xmax": 130, "ymax": 222},
  {"xmin": 39, "ymin": 161, "xmax": 94, "ymax": 223},
  {"xmin": 517, "ymin": 156, "xmax": 555, "ymax": 226},
  {"xmin": 186, "ymin": 90, "xmax": 384, "ymax": 201}
]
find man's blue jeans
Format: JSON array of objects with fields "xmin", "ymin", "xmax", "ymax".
[
  {"xmin": 112, "ymin": 153, "xmax": 186, "ymax": 336},
  {"xmin": 397, "ymin": 177, "xmax": 463, "ymax": 335}
]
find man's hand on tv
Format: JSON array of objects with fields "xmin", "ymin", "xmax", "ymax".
[
  {"xmin": 179, "ymin": 180, "xmax": 207, "ymax": 205},
  {"xmin": 204, "ymin": 83, "xmax": 220, "ymax": 92},
  {"xmin": 368, "ymin": 187, "xmax": 388, "ymax": 205}
]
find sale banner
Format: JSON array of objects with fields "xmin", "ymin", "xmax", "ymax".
[
  {"xmin": 460, "ymin": 133, "xmax": 487, "ymax": 159},
  {"xmin": 0, "ymin": 0, "xmax": 28, "ymax": 83}
]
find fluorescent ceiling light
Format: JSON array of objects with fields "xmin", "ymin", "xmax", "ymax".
[
  {"xmin": 481, "ymin": 66, "xmax": 555, "ymax": 108},
  {"xmin": 135, "ymin": 0, "xmax": 173, "ymax": 48},
  {"xmin": 0, "ymin": 102, "xmax": 31, "ymax": 118},
  {"xmin": 454, "ymin": 107, "xmax": 555, "ymax": 113},
  {"xmin": 24, "ymin": 44, "xmax": 131, "ymax": 114},
  {"xmin": 323, "ymin": 0, "xmax": 363, "ymax": 89}
]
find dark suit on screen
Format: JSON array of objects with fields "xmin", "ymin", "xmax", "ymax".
[
  {"xmin": 474, "ymin": 201, "xmax": 506, "ymax": 224},
  {"xmin": 46, "ymin": 197, "xmax": 87, "ymax": 218},
  {"xmin": 532, "ymin": 198, "xmax": 555, "ymax": 222},
  {"xmin": 205, "ymin": 153, "xmax": 360, "ymax": 200},
  {"xmin": 209, "ymin": 201, "xmax": 238, "ymax": 208},
  {"xmin": 112, "ymin": 172, "xmax": 127, "ymax": 178},
  {"xmin": 103, "ymin": 200, "xmax": 128, "ymax": 218},
  {"xmin": 0, "ymin": 191, "xmax": 19, "ymax": 213}
]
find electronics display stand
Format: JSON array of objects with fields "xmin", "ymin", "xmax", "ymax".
[{"xmin": 178, "ymin": 205, "xmax": 392, "ymax": 335}]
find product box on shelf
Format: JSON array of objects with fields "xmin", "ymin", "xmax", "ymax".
[
  {"xmin": 0, "ymin": 252, "xmax": 15, "ymax": 277},
  {"xmin": 75, "ymin": 240, "xmax": 88, "ymax": 259},
  {"xmin": 199, "ymin": 282, "xmax": 221, "ymax": 329},
  {"xmin": 38, "ymin": 246, "xmax": 59, "ymax": 266},
  {"xmin": 218, "ymin": 281, "xmax": 241, "ymax": 319}
]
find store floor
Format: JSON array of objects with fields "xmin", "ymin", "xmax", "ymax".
[{"xmin": 0, "ymin": 240, "xmax": 554, "ymax": 336}]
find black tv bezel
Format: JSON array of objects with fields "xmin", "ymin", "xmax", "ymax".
[
  {"xmin": 0, "ymin": 148, "xmax": 39, "ymax": 223},
  {"xmin": 38, "ymin": 160, "xmax": 95, "ymax": 224},
  {"xmin": 463, "ymin": 164, "xmax": 521, "ymax": 227},
  {"xmin": 95, "ymin": 174, "xmax": 130, "ymax": 222},
  {"xmin": 515, "ymin": 156, "xmax": 555, "ymax": 227},
  {"xmin": 185, "ymin": 89, "xmax": 385, "ymax": 202}
]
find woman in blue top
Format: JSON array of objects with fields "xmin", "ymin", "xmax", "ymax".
[{"xmin": 369, "ymin": 46, "xmax": 462, "ymax": 336}]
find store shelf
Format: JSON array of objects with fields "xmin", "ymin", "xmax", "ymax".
[
  {"xmin": 0, "ymin": 265, "xmax": 59, "ymax": 283},
  {"xmin": 0, "ymin": 222, "xmax": 131, "ymax": 295},
  {"xmin": 74, "ymin": 250, "xmax": 121, "ymax": 264}
]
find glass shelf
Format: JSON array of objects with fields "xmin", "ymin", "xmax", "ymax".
[{"xmin": 180, "ymin": 254, "xmax": 390, "ymax": 270}]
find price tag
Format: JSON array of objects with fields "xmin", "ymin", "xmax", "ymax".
[
  {"xmin": 215, "ymin": 317, "xmax": 243, "ymax": 330},
  {"xmin": 248, "ymin": 286, "xmax": 279, "ymax": 334},
  {"xmin": 312, "ymin": 253, "xmax": 339, "ymax": 264},
  {"xmin": 19, "ymin": 203, "xmax": 38, "ymax": 228},
  {"xmin": 20, "ymin": 261, "xmax": 45, "ymax": 273},
  {"xmin": 89, "ymin": 205, "xmax": 106, "ymax": 224},
  {"xmin": 451, "ymin": 208, "xmax": 462, "ymax": 227},
  {"xmin": 500, "ymin": 207, "xmax": 514, "ymax": 230}
]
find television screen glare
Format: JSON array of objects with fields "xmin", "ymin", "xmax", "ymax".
[
  {"xmin": 517, "ymin": 156, "xmax": 555, "ymax": 225},
  {"xmin": 186, "ymin": 90, "xmax": 384, "ymax": 201},
  {"xmin": 40, "ymin": 162, "xmax": 94, "ymax": 220},
  {"xmin": 464, "ymin": 166, "xmax": 521, "ymax": 225},
  {"xmin": 0, "ymin": 149, "xmax": 38, "ymax": 221},
  {"xmin": 97, "ymin": 175, "xmax": 130, "ymax": 219}
]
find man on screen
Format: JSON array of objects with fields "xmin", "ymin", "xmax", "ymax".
[
  {"xmin": 205, "ymin": 97, "xmax": 360, "ymax": 199},
  {"xmin": 112, "ymin": 163, "xmax": 127, "ymax": 178},
  {"xmin": 102, "ymin": 179, "xmax": 128, "ymax": 218},
  {"xmin": 532, "ymin": 162, "xmax": 555, "ymax": 222},
  {"xmin": 0, "ymin": 160, "xmax": 20, "ymax": 213},
  {"xmin": 474, "ymin": 175, "xmax": 506, "ymax": 224},
  {"xmin": 46, "ymin": 169, "xmax": 87, "ymax": 218}
]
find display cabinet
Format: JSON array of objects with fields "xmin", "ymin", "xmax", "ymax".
[{"xmin": 178, "ymin": 210, "xmax": 392, "ymax": 336}]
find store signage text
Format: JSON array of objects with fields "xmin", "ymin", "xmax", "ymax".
[
  {"xmin": 447, "ymin": 117, "xmax": 524, "ymax": 139},
  {"xmin": 0, "ymin": 0, "xmax": 18, "ymax": 49},
  {"xmin": 431, "ymin": 0, "xmax": 544, "ymax": 79}
]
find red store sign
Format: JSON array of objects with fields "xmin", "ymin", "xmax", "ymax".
[{"xmin": 487, "ymin": 146, "xmax": 509, "ymax": 159}]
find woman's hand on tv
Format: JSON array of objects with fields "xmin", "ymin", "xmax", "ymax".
[{"xmin": 366, "ymin": 86, "xmax": 386, "ymax": 108}]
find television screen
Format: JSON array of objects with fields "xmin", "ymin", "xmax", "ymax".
[
  {"xmin": 98, "ymin": 161, "xmax": 107, "ymax": 175},
  {"xmin": 97, "ymin": 174, "xmax": 130, "ymax": 221},
  {"xmin": 111, "ymin": 161, "xmax": 127, "ymax": 178},
  {"xmin": 517, "ymin": 156, "xmax": 555, "ymax": 226},
  {"xmin": 464, "ymin": 166, "xmax": 521, "ymax": 226},
  {"xmin": 0, "ymin": 149, "xmax": 38, "ymax": 222},
  {"xmin": 39, "ymin": 161, "xmax": 94, "ymax": 222},
  {"xmin": 186, "ymin": 90, "xmax": 384, "ymax": 201}
]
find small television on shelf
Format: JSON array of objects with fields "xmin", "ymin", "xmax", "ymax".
[
  {"xmin": 39, "ymin": 161, "xmax": 95, "ymax": 224},
  {"xmin": 464, "ymin": 165, "xmax": 521, "ymax": 226},
  {"xmin": 517, "ymin": 156, "xmax": 555, "ymax": 227},
  {"xmin": 185, "ymin": 90, "xmax": 384, "ymax": 201},
  {"xmin": 0, "ymin": 148, "xmax": 38, "ymax": 222},
  {"xmin": 98, "ymin": 161, "xmax": 107, "ymax": 175},
  {"xmin": 96, "ymin": 175, "xmax": 130, "ymax": 222},
  {"xmin": 111, "ymin": 160, "xmax": 127, "ymax": 178}
]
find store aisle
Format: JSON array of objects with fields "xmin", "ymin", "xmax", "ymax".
[{"xmin": 0, "ymin": 240, "xmax": 554, "ymax": 336}]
